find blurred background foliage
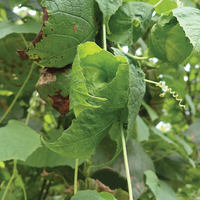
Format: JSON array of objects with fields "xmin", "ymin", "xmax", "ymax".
[{"xmin": 1, "ymin": 0, "xmax": 200, "ymax": 199}]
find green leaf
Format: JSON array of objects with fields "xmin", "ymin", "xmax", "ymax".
[
  {"xmin": 0, "ymin": 19, "xmax": 41, "ymax": 40},
  {"xmin": 185, "ymin": 94, "xmax": 196, "ymax": 114},
  {"xmin": 0, "ymin": 120, "xmax": 41, "ymax": 161},
  {"xmin": 0, "ymin": 34, "xmax": 40, "ymax": 95},
  {"xmin": 42, "ymin": 42, "xmax": 130, "ymax": 158},
  {"xmin": 24, "ymin": 0, "xmax": 99, "ymax": 68},
  {"xmin": 95, "ymin": 0, "xmax": 122, "ymax": 34},
  {"xmin": 136, "ymin": 115, "xmax": 149, "ymax": 142},
  {"xmin": 19, "ymin": 130, "xmax": 86, "ymax": 168},
  {"xmin": 110, "ymin": 139, "xmax": 155, "ymax": 199},
  {"xmin": 0, "ymin": 0, "xmax": 20, "ymax": 20},
  {"xmin": 99, "ymin": 192, "xmax": 117, "ymax": 200},
  {"xmin": 71, "ymin": 190, "xmax": 104, "ymax": 200},
  {"xmin": 151, "ymin": 126, "xmax": 195, "ymax": 167},
  {"xmin": 146, "ymin": 0, "xmax": 177, "ymax": 15},
  {"xmin": 112, "ymin": 48, "xmax": 146, "ymax": 137},
  {"xmin": 149, "ymin": 7, "xmax": 200, "ymax": 64},
  {"xmin": 141, "ymin": 101, "xmax": 158, "ymax": 121},
  {"xmin": 154, "ymin": 154, "xmax": 187, "ymax": 181},
  {"xmin": 107, "ymin": 2, "xmax": 154, "ymax": 45},
  {"xmin": 35, "ymin": 66, "xmax": 72, "ymax": 115},
  {"xmin": 144, "ymin": 170, "xmax": 179, "ymax": 200},
  {"xmin": 183, "ymin": 119, "xmax": 200, "ymax": 151}
]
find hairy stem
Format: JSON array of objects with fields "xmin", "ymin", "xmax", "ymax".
[
  {"xmin": 103, "ymin": 18, "xmax": 107, "ymax": 51},
  {"xmin": 121, "ymin": 122, "xmax": 133, "ymax": 200},
  {"xmin": 2, "ymin": 160, "xmax": 18, "ymax": 200},
  {"xmin": 0, "ymin": 62, "xmax": 35, "ymax": 124},
  {"xmin": 74, "ymin": 159, "xmax": 79, "ymax": 195}
]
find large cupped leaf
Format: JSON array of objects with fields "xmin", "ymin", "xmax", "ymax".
[
  {"xmin": 42, "ymin": 42, "xmax": 145, "ymax": 159},
  {"xmin": 107, "ymin": 2, "xmax": 154, "ymax": 45},
  {"xmin": 21, "ymin": 0, "xmax": 99, "ymax": 68},
  {"xmin": 0, "ymin": 120, "xmax": 41, "ymax": 161},
  {"xmin": 149, "ymin": 7, "xmax": 200, "ymax": 64},
  {"xmin": 42, "ymin": 42, "xmax": 130, "ymax": 158}
]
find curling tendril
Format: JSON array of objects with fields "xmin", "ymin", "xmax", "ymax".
[{"xmin": 144, "ymin": 79, "xmax": 185, "ymax": 109}]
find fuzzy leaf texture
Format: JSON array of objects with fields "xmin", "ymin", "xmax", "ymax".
[
  {"xmin": 107, "ymin": 2, "xmax": 154, "ymax": 45},
  {"xmin": 149, "ymin": 7, "xmax": 200, "ymax": 64},
  {"xmin": 21, "ymin": 0, "xmax": 99, "ymax": 68},
  {"xmin": 42, "ymin": 42, "xmax": 145, "ymax": 159}
]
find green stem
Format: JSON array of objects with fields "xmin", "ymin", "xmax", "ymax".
[
  {"xmin": 18, "ymin": 175, "xmax": 27, "ymax": 200},
  {"xmin": 154, "ymin": 0, "xmax": 164, "ymax": 8},
  {"xmin": 133, "ymin": 56, "xmax": 149, "ymax": 60},
  {"xmin": 2, "ymin": 160, "xmax": 18, "ymax": 200},
  {"xmin": 117, "ymin": 44, "xmax": 148, "ymax": 60},
  {"xmin": 20, "ymin": 33, "xmax": 28, "ymax": 48},
  {"xmin": 103, "ymin": 18, "xmax": 107, "ymax": 51},
  {"xmin": 0, "ymin": 63, "xmax": 35, "ymax": 124},
  {"xmin": 144, "ymin": 79, "xmax": 160, "ymax": 85},
  {"xmin": 121, "ymin": 122, "xmax": 133, "ymax": 200},
  {"xmin": 74, "ymin": 159, "xmax": 79, "ymax": 195}
]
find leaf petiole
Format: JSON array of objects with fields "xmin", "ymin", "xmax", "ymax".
[
  {"xmin": 74, "ymin": 158, "xmax": 79, "ymax": 195},
  {"xmin": 154, "ymin": 0, "xmax": 164, "ymax": 8},
  {"xmin": 103, "ymin": 18, "xmax": 107, "ymax": 51},
  {"xmin": 2, "ymin": 160, "xmax": 18, "ymax": 200},
  {"xmin": 117, "ymin": 44, "xmax": 148, "ymax": 60},
  {"xmin": 121, "ymin": 122, "xmax": 133, "ymax": 200},
  {"xmin": 0, "ymin": 63, "xmax": 35, "ymax": 124}
]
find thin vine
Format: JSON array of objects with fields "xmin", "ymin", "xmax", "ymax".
[
  {"xmin": 74, "ymin": 158, "xmax": 79, "ymax": 195},
  {"xmin": 121, "ymin": 122, "xmax": 133, "ymax": 200}
]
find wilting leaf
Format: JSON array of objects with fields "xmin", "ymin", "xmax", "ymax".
[{"xmin": 22, "ymin": 0, "xmax": 99, "ymax": 68}]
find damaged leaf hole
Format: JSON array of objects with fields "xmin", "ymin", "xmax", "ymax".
[{"xmin": 36, "ymin": 64, "xmax": 72, "ymax": 115}]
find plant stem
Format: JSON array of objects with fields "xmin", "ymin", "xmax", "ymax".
[
  {"xmin": 0, "ymin": 62, "xmax": 35, "ymax": 124},
  {"xmin": 120, "ymin": 122, "xmax": 133, "ymax": 200},
  {"xmin": 103, "ymin": 18, "xmax": 107, "ymax": 51},
  {"xmin": 74, "ymin": 159, "xmax": 79, "ymax": 195},
  {"xmin": 133, "ymin": 56, "xmax": 149, "ymax": 60},
  {"xmin": 144, "ymin": 79, "xmax": 160, "ymax": 85},
  {"xmin": 117, "ymin": 44, "xmax": 148, "ymax": 60},
  {"xmin": 20, "ymin": 33, "xmax": 28, "ymax": 48},
  {"xmin": 154, "ymin": 0, "xmax": 164, "ymax": 8},
  {"xmin": 18, "ymin": 175, "xmax": 27, "ymax": 200},
  {"xmin": 2, "ymin": 160, "xmax": 18, "ymax": 200}
]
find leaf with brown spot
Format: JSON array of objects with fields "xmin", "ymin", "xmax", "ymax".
[
  {"xmin": 20, "ymin": 0, "xmax": 100, "ymax": 68},
  {"xmin": 35, "ymin": 65, "xmax": 72, "ymax": 115},
  {"xmin": 0, "ymin": 34, "xmax": 40, "ymax": 95}
]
